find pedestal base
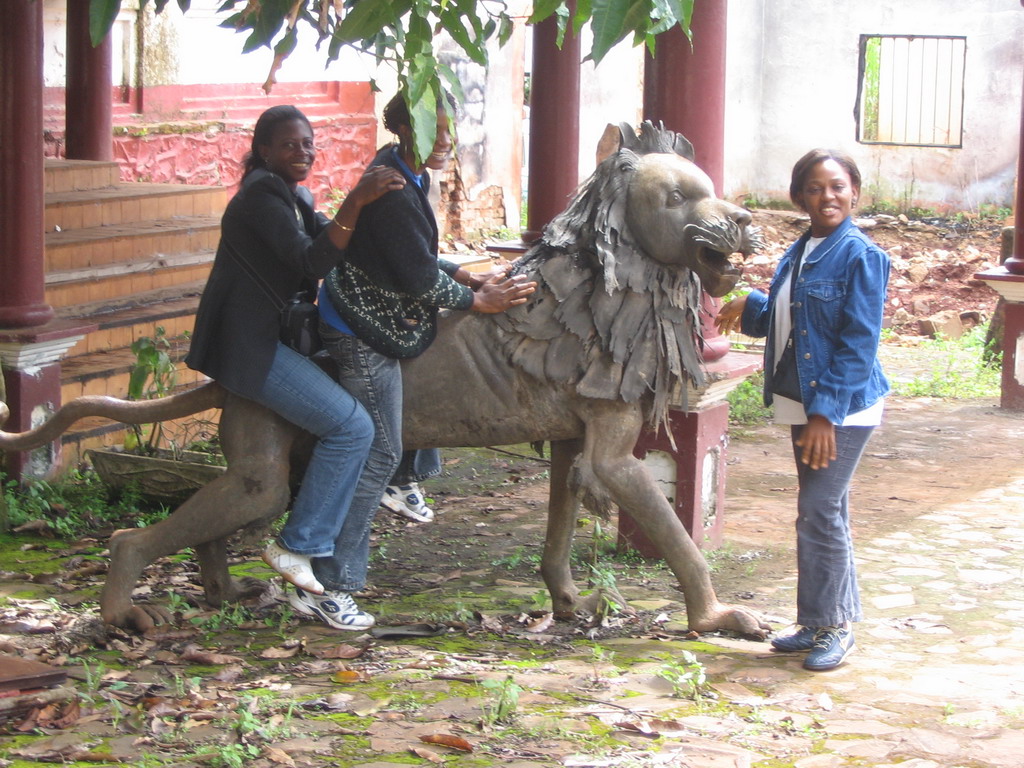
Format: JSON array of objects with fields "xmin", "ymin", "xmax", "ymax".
[
  {"xmin": 975, "ymin": 267, "xmax": 1024, "ymax": 410},
  {"xmin": 617, "ymin": 402, "xmax": 730, "ymax": 556},
  {"xmin": 616, "ymin": 350, "xmax": 762, "ymax": 556}
]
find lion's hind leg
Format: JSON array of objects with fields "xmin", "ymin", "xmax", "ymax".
[
  {"xmin": 542, "ymin": 438, "xmax": 584, "ymax": 619},
  {"xmin": 100, "ymin": 397, "xmax": 296, "ymax": 632}
]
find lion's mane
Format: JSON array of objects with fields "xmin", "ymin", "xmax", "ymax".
[{"xmin": 496, "ymin": 122, "xmax": 708, "ymax": 432}]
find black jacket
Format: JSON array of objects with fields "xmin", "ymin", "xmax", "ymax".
[
  {"xmin": 185, "ymin": 168, "xmax": 342, "ymax": 398},
  {"xmin": 323, "ymin": 146, "xmax": 473, "ymax": 358}
]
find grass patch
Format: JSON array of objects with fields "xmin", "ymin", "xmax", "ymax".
[
  {"xmin": 890, "ymin": 325, "xmax": 1001, "ymax": 399},
  {"xmin": 726, "ymin": 371, "xmax": 772, "ymax": 428},
  {"xmin": 1, "ymin": 468, "xmax": 168, "ymax": 536}
]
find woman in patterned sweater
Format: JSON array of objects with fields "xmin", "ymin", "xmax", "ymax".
[{"xmin": 287, "ymin": 92, "xmax": 535, "ymax": 630}]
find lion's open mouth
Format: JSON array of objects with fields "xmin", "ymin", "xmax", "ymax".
[{"xmin": 699, "ymin": 246, "xmax": 743, "ymax": 297}]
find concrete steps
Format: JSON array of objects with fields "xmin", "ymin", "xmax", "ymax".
[{"xmin": 44, "ymin": 159, "xmax": 225, "ymax": 467}]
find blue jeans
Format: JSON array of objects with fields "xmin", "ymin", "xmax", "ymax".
[
  {"xmin": 790, "ymin": 424, "xmax": 874, "ymax": 627},
  {"xmin": 314, "ymin": 328, "xmax": 404, "ymax": 592},
  {"xmin": 253, "ymin": 343, "xmax": 374, "ymax": 557},
  {"xmin": 392, "ymin": 449, "xmax": 442, "ymax": 485}
]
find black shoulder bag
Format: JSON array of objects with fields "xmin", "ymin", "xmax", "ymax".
[
  {"xmin": 770, "ymin": 246, "xmax": 804, "ymax": 403},
  {"xmin": 220, "ymin": 240, "xmax": 323, "ymax": 357}
]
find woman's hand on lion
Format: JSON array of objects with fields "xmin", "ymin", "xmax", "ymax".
[
  {"xmin": 471, "ymin": 273, "xmax": 537, "ymax": 313},
  {"xmin": 714, "ymin": 295, "xmax": 747, "ymax": 336}
]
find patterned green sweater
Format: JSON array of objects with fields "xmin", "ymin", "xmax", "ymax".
[{"xmin": 324, "ymin": 147, "xmax": 473, "ymax": 358}]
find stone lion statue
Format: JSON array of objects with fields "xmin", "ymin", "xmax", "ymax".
[{"xmin": 0, "ymin": 121, "xmax": 767, "ymax": 637}]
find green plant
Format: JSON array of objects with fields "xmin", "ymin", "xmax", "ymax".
[
  {"xmin": 657, "ymin": 651, "xmax": 707, "ymax": 700},
  {"xmin": 125, "ymin": 326, "xmax": 178, "ymax": 454},
  {"xmin": 191, "ymin": 602, "xmax": 254, "ymax": 632},
  {"xmin": 587, "ymin": 563, "xmax": 625, "ymax": 620},
  {"xmin": 480, "ymin": 675, "xmax": 523, "ymax": 725},
  {"xmin": 726, "ymin": 372, "xmax": 772, "ymax": 428},
  {"xmin": 892, "ymin": 324, "xmax": 1001, "ymax": 399},
  {"xmin": 1, "ymin": 468, "xmax": 161, "ymax": 535},
  {"xmin": 492, "ymin": 546, "xmax": 540, "ymax": 570},
  {"xmin": 172, "ymin": 673, "xmax": 201, "ymax": 698}
]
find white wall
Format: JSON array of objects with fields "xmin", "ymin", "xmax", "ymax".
[{"xmin": 724, "ymin": 0, "xmax": 1024, "ymax": 212}]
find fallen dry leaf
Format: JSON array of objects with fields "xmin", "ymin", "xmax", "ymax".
[
  {"xmin": 524, "ymin": 612, "xmax": 553, "ymax": 633},
  {"xmin": 14, "ymin": 519, "xmax": 51, "ymax": 534},
  {"xmin": 410, "ymin": 746, "xmax": 446, "ymax": 763},
  {"xmin": 420, "ymin": 733, "xmax": 473, "ymax": 752},
  {"xmin": 263, "ymin": 746, "xmax": 296, "ymax": 766},
  {"xmin": 331, "ymin": 669, "xmax": 367, "ymax": 683},
  {"xmin": 317, "ymin": 644, "xmax": 364, "ymax": 659},
  {"xmin": 212, "ymin": 664, "xmax": 246, "ymax": 682},
  {"xmin": 181, "ymin": 645, "xmax": 244, "ymax": 665},
  {"xmin": 260, "ymin": 645, "xmax": 301, "ymax": 659}
]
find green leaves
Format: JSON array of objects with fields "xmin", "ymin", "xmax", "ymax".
[
  {"xmin": 86, "ymin": 0, "xmax": 693, "ymax": 163},
  {"xmin": 89, "ymin": 0, "xmax": 122, "ymax": 47}
]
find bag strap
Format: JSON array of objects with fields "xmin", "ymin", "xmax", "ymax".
[{"xmin": 220, "ymin": 239, "xmax": 287, "ymax": 312}]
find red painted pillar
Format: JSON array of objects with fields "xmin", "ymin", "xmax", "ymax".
[
  {"xmin": 522, "ymin": 14, "xmax": 581, "ymax": 242},
  {"xmin": 1004, "ymin": 3, "xmax": 1024, "ymax": 275},
  {"xmin": 643, "ymin": 0, "xmax": 727, "ymax": 193},
  {"xmin": 643, "ymin": 0, "xmax": 731, "ymax": 363},
  {"xmin": 0, "ymin": 0, "xmax": 53, "ymax": 329},
  {"xmin": 619, "ymin": 404, "xmax": 730, "ymax": 553},
  {"xmin": 66, "ymin": 0, "xmax": 114, "ymax": 161}
]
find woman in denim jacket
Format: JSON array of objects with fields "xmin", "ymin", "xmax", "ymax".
[{"xmin": 717, "ymin": 149, "xmax": 890, "ymax": 671}]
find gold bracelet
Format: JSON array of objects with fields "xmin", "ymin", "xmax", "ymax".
[{"xmin": 331, "ymin": 219, "xmax": 354, "ymax": 232}]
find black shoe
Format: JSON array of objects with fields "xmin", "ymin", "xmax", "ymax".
[
  {"xmin": 771, "ymin": 625, "xmax": 820, "ymax": 652},
  {"xmin": 803, "ymin": 626, "xmax": 855, "ymax": 671}
]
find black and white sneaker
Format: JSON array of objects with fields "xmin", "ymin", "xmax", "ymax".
[
  {"xmin": 289, "ymin": 586, "xmax": 375, "ymax": 631},
  {"xmin": 380, "ymin": 483, "xmax": 434, "ymax": 523}
]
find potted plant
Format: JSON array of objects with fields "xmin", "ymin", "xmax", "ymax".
[{"xmin": 87, "ymin": 327, "xmax": 226, "ymax": 502}]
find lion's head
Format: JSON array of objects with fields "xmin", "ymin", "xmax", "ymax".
[{"xmin": 499, "ymin": 121, "xmax": 761, "ymax": 430}]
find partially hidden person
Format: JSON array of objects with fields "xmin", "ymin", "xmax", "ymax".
[
  {"xmin": 380, "ymin": 448, "xmax": 440, "ymax": 523},
  {"xmin": 184, "ymin": 105, "xmax": 405, "ymax": 612},
  {"xmin": 715, "ymin": 148, "xmax": 891, "ymax": 671},
  {"xmin": 302, "ymin": 90, "xmax": 537, "ymax": 630}
]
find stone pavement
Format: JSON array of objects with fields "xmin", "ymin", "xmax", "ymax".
[
  {"xmin": 674, "ymin": 473, "xmax": 1024, "ymax": 768},
  {"xmin": 360, "ymin": 395, "xmax": 1024, "ymax": 767}
]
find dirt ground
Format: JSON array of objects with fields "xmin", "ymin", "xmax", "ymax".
[
  {"xmin": 1, "ymin": 210, "xmax": 1020, "ymax": 767},
  {"xmin": 745, "ymin": 209, "xmax": 1007, "ymax": 334}
]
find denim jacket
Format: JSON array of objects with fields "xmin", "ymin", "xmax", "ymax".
[{"xmin": 740, "ymin": 216, "xmax": 891, "ymax": 424}]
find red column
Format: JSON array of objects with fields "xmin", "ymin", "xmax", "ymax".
[
  {"xmin": 643, "ymin": 0, "xmax": 727, "ymax": 192},
  {"xmin": 0, "ymin": 0, "xmax": 53, "ymax": 329},
  {"xmin": 65, "ymin": 0, "xmax": 114, "ymax": 161},
  {"xmin": 643, "ymin": 0, "xmax": 731, "ymax": 363},
  {"xmin": 522, "ymin": 15, "xmax": 581, "ymax": 242},
  {"xmin": 618, "ymin": 1, "xmax": 754, "ymax": 554},
  {"xmin": 1004, "ymin": 3, "xmax": 1024, "ymax": 275}
]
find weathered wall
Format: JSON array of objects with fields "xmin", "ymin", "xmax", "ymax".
[
  {"xmin": 725, "ymin": 0, "xmax": 1024, "ymax": 212},
  {"xmin": 106, "ymin": 116, "xmax": 377, "ymax": 203}
]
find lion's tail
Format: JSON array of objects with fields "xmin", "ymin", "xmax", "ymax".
[{"xmin": 0, "ymin": 382, "xmax": 227, "ymax": 452}]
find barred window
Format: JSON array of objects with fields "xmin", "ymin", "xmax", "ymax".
[{"xmin": 856, "ymin": 34, "xmax": 966, "ymax": 148}]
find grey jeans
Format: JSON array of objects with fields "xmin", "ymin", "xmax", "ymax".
[
  {"xmin": 790, "ymin": 424, "xmax": 874, "ymax": 627},
  {"xmin": 313, "ymin": 328, "xmax": 404, "ymax": 592}
]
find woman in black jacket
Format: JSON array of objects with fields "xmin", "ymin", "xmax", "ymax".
[{"xmin": 186, "ymin": 105, "xmax": 401, "ymax": 622}]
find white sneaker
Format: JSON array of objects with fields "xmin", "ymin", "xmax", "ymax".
[
  {"xmin": 380, "ymin": 483, "xmax": 435, "ymax": 523},
  {"xmin": 262, "ymin": 541, "xmax": 324, "ymax": 594},
  {"xmin": 288, "ymin": 586, "xmax": 375, "ymax": 630}
]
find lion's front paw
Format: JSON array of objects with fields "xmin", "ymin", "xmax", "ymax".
[
  {"xmin": 692, "ymin": 602, "xmax": 772, "ymax": 640},
  {"xmin": 107, "ymin": 602, "xmax": 175, "ymax": 634}
]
